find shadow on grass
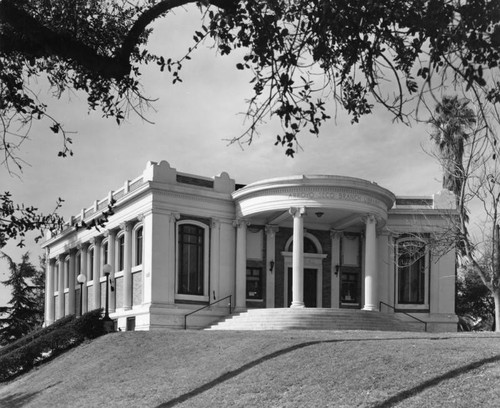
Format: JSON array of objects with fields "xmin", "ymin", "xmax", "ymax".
[
  {"xmin": 154, "ymin": 336, "xmax": 500, "ymax": 408},
  {"xmin": 372, "ymin": 354, "xmax": 500, "ymax": 408},
  {"xmin": 0, "ymin": 381, "xmax": 61, "ymax": 408}
]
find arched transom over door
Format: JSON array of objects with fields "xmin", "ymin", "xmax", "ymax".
[{"xmin": 282, "ymin": 233, "xmax": 327, "ymax": 307}]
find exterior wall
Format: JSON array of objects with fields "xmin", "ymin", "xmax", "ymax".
[{"xmin": 42, "ymin": 161, "xmax": 457, "ymax": 332}]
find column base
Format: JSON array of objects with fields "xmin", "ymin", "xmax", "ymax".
[
  {"xmin": 362, "ymin": 305, "xmax": 379, "ymax": 311},
  {"xmin": 290, "ymin": 302, "xmax": 305, "ymax": 308}
]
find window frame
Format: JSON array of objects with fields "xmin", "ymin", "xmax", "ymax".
[
  {"xmin": 246, "ymin": 267, "xmax": 263, "ymax": 301},
  {"xmin": 395, "ymin": 237, "xmax": 430, "ymax": 310},
  {"xmin": 175, "ymin": 220, "xmax": 210, "ymax": 302},
  {"xmin": 88, "ymin": 246, "xmax": 95, "ymax": 282},
  {"xmin": 116, "ymin": 233, "xmax": 125, "ymax": 272},
  {"xmin": 133, "ymin": 224, "xmax": 144, "ymax": 267}
]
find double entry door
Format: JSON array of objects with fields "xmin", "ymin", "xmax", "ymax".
[{"xmin": 287, "ymin": 268, "xmax": 317, "ymax": 307}]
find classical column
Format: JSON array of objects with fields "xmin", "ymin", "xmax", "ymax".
[
  {"xmin": 290, "ymin": 207, "xmax": 306, "ymax": 308},
  {"xmin": 92, "ymin": 237, "xmax": 102, "ymax": 309},
  {"xmin": 234, "ymin": 219, "xmax": 247, "ymax": 310},
  {"xmin": 67, "ymin": 249, "xmax": 76, "ymax": 315},
  {"xmin": 57, "ymin": 254, "xmax": 65, "ymax": 319},
  {"xmin": 78, "ymin": 244, "xmax": 88, "ymax": 314},
  {"xmin": 363, "ymin": 214, "xmax": 378, "ymax": 311},
  {"xmin": 210, "ymin": 219, "xmax": 221, "ymax": 302},
  {"xmin": 106, "ymin": 230, "xmax": 116, "ymax": 312},
  {"xmin": 123, "ymin": 222, "xmax": 133, "ymax": 310},
  {"xmin": 46, "ymin": 258, "xmax": 56, "ymax": 325},
  {"xmin": 265, "ymin": 225, "xmax": 279, "ymax": 308},
  {"xmin": 330, "ymin": 230, "xmax": 342, "ymax": 308}
]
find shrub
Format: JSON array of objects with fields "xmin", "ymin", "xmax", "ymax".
[{"xmin": 0, "ymin": 309, "xmax": 106, "ymax": 382}]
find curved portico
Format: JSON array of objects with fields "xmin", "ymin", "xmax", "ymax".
[{"xmin": 232, "ymin": 175, "xmax": 395, "ymax": 311}]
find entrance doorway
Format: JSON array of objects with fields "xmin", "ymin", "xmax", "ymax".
[{"xmin": 287, "ymin": 268, "xmax": 317, "ymax": 307}]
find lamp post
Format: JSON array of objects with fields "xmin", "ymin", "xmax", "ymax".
[
  {"xmin": 102, "ymin": 264, "xmax": 114, "ymax": 332},
  {"xmin": 76, "ymin": 273, "xmax": 87, "ymax": 316}
]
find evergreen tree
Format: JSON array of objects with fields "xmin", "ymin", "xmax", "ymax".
[{"xmin": 0, "ymin": 253, "xmax": 44, "ymax": 345}]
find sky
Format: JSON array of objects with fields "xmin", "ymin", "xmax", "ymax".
[{"xmin": 0, "ymin": 6, "xmax": 444, "ymax": 306}]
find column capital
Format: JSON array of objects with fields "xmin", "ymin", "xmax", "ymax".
[
  {"xmin": 90, "ymin": 235, "xmax": 102, "ymax": 245},
  {"xmin": 330, "ymin": 229, "xmax": 343, "ymax": 240},
  {"xmin": 119, "ymin": 221, "xmax": 134, "ymax": 232},
  {"xmin": 170, "ymin": 212, "xmax": 181, "ymax": 222},
  {"xmin": 77, "ymin": 242, "xmax": 89, "ymax": 251},
  {"xmin": 289, "ymin": 207, "xmax": 306, "ymax": 217},
  {"xmin": 210, "ymin": 218, "xmax": 220, "ymax": 228},
  {"xmin": 136, "ymin": 213, "xmax": 145, "ymax": 222},
  {"xmin": 362, "ymin": 214, "xmax": 378, "ymax": 225},
  {"xmin": 233, "ymin": 218, "xmax": 249, "ymax": 228},
  {"xmin": 265, "ymin": 225, "xmax": 279, "ymax": 236},
  {"xmin": 103, "ymin": 228, "xmax": 118, "ymax": 238}
]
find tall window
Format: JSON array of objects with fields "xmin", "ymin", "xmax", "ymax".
[
  {"xmin": 246, "ymin": 267, "xmax": 263, "ymax": 300},
  {"xmin": 76, "ymin": 253, "xmax": 81, "ymax": 282},
  {"xmin": 117, "ymin": 234, "xmax": 125, "ymax": 271},
  {"xmin": 102, "ymin": 241, "xmax": 109, "ymax": 265},
  {"xmin": 397, "ymin": 239, "xmax": 427, "ymax": 305},
  {"xmin": 88, "ymin": 248, "xmax": 94, "ymax": 281},
  {"xmin": 178, "ymin": 224, "xmax": 205, "ymax": 296},
  {"xmin": 64, "ymin": 259, "xmax": 69, "ymax": 289},
  {"xmin": 135, "ymin": 226, "xmax": 143, "ymax": 266},
  {"xmin": 55, "ymin": 264, "xmax": 59, "ymax": 291}
]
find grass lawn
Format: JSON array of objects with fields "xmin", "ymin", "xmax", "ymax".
[{"xmin": 0, "ymin": 330, "xmax": 500, "ymax": 407}]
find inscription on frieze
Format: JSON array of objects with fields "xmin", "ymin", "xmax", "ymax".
[{"xmin": 286, "ymin": 188, "xmax": 381, "ymax": 206}]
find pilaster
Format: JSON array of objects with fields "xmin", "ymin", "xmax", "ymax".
[
  {"xmin": 234, "ymin": 219, "xmax": 248, "ymax": 310},
  {"xmin": 265, "ymin": 225, "xmax": 279, "ymax": 308}
]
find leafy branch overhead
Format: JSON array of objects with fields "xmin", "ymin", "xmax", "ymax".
[{"xmin": 1, "ymin": 0, "xmax": 500, "ymax": 160}]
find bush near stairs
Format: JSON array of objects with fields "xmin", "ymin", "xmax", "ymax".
[{"xmin": 0, "ymin": 309, "xmax": 106, "ymax": 382}]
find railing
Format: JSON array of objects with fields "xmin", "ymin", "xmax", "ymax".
[
  {"xmin": 184, "ymin": 295, "xmax": 232, "ymax": 330},
  {"xmin": 379, "ymin": 301, "xmax": 428, "ymax": 332}
]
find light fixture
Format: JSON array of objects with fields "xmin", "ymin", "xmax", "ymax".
[
  {"xmin": 77, "ymin": 274, "xmax": 86, "ymax": 316},
  {"xmin": 269, "ymin": 260, "xmax": 275, "ymax": 273},
  {"xmin": 335, "ymin": 265, "xmax": 340, "ymax": 276},
  {"xmin": 102, "ymin": 264, "xmax": 114, "ymax": 332}
]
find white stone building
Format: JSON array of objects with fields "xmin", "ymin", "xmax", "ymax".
[{"xmin": 42, "ymin": 160, "xmax": 458, "ymax": 332}]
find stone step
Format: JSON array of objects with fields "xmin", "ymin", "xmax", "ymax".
[{"xmin": 206, "ymin": 308, "xmax": 423, "ymax": 332}]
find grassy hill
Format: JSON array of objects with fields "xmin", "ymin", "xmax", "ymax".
[{"xmin": 1, "ymin": 330, "xmax": 500, "ymax": 407}]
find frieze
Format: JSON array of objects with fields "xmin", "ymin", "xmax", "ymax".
[{"xmin": 239, "ymin": 186, "xmax": 389, "ymax": 210}]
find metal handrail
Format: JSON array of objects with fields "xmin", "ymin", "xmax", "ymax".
[
  {"xmin": 184, "ymin": 295, "xmax": 232, "ymax": 330},
  {"xmin": 379, "ymin": 301, "xmax": 428, "ymax": 332}
]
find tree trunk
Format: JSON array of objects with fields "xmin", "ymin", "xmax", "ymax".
[{"xmin": 494, "ymin": 289, "xmax": 500, "ymax": 332}]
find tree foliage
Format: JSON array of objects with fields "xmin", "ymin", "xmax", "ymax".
[
  {"xmin": 1, "ymin": 0, "xmax": 500, "ymax": 248},
  {"xmin": 457, "ymin": 265, "xmax": 494, "ymax": 327},
  {"xmin": 1, "ymin": 0, "xmax": 500, "ymax": 162},
  {"xmin": 0, "ymin": 252, "xmax": 45, "ymax": 345},
  {"xmin": 429, "ymin": 94, "xmax": 500, "ymax": 331}
]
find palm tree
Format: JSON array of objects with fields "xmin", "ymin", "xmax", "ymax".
[{"xmin": 429, "ymin": 96, "xmax": 476, "ymax": 201}]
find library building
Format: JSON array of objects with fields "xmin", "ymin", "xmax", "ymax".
[{"xmin": 42, "ymin": 160, "xmax": 458, "ymax": 332}]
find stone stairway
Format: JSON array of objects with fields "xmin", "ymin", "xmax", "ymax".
[{"xmin": 205, "ymin": 308, "xmax": 425, "ymax": 332}]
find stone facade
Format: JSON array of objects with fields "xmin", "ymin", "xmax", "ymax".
[{"xmin": 42, "ymin": 161, "xmax": 458, "ymax": 332}]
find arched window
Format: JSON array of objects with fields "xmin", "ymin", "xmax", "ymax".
[
  {"xmin": 117, "ymin": 234, "xmax": 125, "ymax": 271},
  {"xmin": 285, "ymin": 233, "xmax": 322, "ymax": 254},
  {"xmin": 76, "ymin": 252, "xmax": 81, "ymax": 283},
  {"xmin": 88, "ymin": 247, "xmax": 94, "ymax": 281},
  {"xmin": 177, "ymin": 221, "xmax": 208, "ymax": 298},
  {"xmin": 134, "ymin": 226, "xmax": 143, "ymax": 266},
  {"xmin": 102, "ymin": 241, "xmax": 109, "ymax": 266},
  {"xmin": 55, "ymin": 263, "xmax": 59, "ymax": 291},
  {"xmin": 64, "ymin": 257, "xmax": 70, "ymax": 289},
  {"xmin": 396, "ymin": 238, "xmax": 429, "ymax": 308}
]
